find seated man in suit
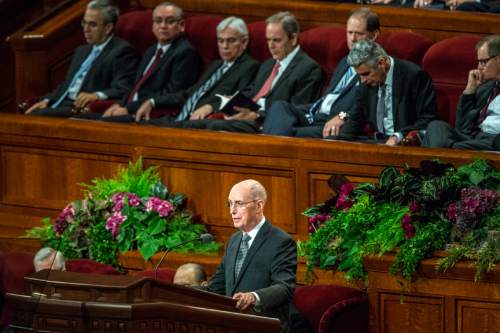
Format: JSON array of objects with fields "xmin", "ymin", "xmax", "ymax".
[
  {"xmin": 97, "ymin": 1, "xmax": 202, "ymax": 120},
  {"xmin": 209, "ymin": 179, "xmax": 297, "ymax": 333},
  {"xmin": 133, "ymin": 16, "xmax": 259, "ymax": 125},
  {"xmin": 184, "ymin": 11, "xmax": 323, "ymax": 134},
  {"xmin": 263, "ymin": 7, "xmax": 380, "ymax": 138},
  {"xmin": 338, "ymin": 40, "xmax": 437, "ymax": 145},
  {"xmin": 423, "ymin": 35, "xmax": 500, "ymax": 150},
  {"xmin": 25, "ymin": 0, "xmax": 139, "ymax": 117},
  {"xmin": 173, "ymin": 263, "xmax": 208, "ymax": 287},
  {"xmin": 33, "ymin": 247, "xmax": 66, "ymax": 272}
]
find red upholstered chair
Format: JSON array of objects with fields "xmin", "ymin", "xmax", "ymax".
[
  {"xmin": 248, "ymin": 21, "xmax": 271, "ymax": 62},
  {"xmin": 293, "ymin": 285, "xmax": 368, "ymax": 333},
  {"xmin": 135, "ymin": 267, "xmax": 176, "ymax": 283},
  {"xmin": 185, "ymin": 15, "xmax": 222, "ymax": 67},
  {"xmin": 422, "ymin": 35, "xmax": 480, "ymax": 126},
  {"xmin": 378, "ymin": 31, "xmax": 433, "ymax": 65},
  {"xmin": 115, "ymin": 10, "xmax": 156, "ymax": 56},
  {"xmin": 0, "ymin": 252, "xmax": 35, "ymax": 329},
  {"xmin": 65, "ymin": 259, "xmax": 121, "ymax": 275},
  {"xmin": 301, "ymin": 26, "xmax": 349, "ymax": 92}
]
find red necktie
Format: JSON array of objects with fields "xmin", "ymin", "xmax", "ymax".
[
  {"xmin": 253, "ymin": 62, "xmax": 281, "ymax": 102},
  {"xmin": 127, "ymin": 48, "xmax": 164, "ymax": 103}
]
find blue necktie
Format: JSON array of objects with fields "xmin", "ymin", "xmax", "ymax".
[
  {"xmin": 176, "ymin": 64, "xmax": 227, "ymax": 121},
  {"xmin": 52, "ymin": 47, "xmax": 100, "ymax": 108},
  {"xmin": 234, "ymin": 234, "xmax": 251, "ymax": 279},
  {"xmin": 304, "ymin": 67, "xmax": 355, "ymax": 125}
]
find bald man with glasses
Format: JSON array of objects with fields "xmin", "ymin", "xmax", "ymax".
[
  {"xmin": 208, "ymin": 179, "xmax": 297, "ymax": 333},
  {"xmin": 423, "ymin": 35, "xmax": 500, "ymax": 150}
]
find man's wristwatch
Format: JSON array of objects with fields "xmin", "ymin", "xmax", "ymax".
[{"xmin": 338, "ymin": 111, "xmax": 349, "ymax": 121}]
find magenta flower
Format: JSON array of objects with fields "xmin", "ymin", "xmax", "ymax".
[
  {"xmin": 105, "ymin": 212, "xmax": 127, "ymax": 239},
  {"xmin": 401, "ymin": 213, "xmax": 416, "ymax": 239},
  {"xmin": 335, "ymin": 182, "xmax": 356, "ymax": 211},
  {"xmin": 54, "ymin": 204, "xmax": 75, "ymax": 236},
  {"xmin": 145, "ymin": 197, "xmax": 173, "ymax": 217},
  {"xmin": 339, "ymin": 182, "xmax": 355, "ymax": 196},
  {"xmin": 308, "ymin": 213, "xmax": 330, "ymax": 233},
  {"xmin": 126, "ymin": 193, "xmax": 141, "ymax": 207},
  {"xmin": 111, "ymin": 192, "xmax": 142, "ymax": 212},
  {"xmin": 409, "ymin": 201, "xmax": 421, "ymax": 214}
]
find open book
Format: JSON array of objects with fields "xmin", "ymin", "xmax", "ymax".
[{"xmin": 216, "ymin": 91, "xmax": 260, "ymax": 116}]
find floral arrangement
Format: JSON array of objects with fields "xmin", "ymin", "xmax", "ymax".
[
  {"xmin": 26, "ymin": 159, "xmax": 220, "ymax": 267},
  {"xmin": 299, "ymin": 160, "xmax": 500, "ymax": 283}
]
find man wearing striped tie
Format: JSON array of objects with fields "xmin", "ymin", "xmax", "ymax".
[
  {"xmin": 262, "ymin": 7, "xmax": 380, "ymax": 138},
  {"xmin": 208, "ymin": 179, "xmax": 297, "ymax": 333},
  {"xmin": 25, "ymin": 0, "xmax": 139, "ymax": 117},
  {"xmin": 134, "ymin": 16, "xmax": 260, "ymax": 125}
]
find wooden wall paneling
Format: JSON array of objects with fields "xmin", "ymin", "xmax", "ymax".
[
  {"xmin": 1, "ymin": 146, "xmax": 129, "ymax": 210},
  {"xmin": 457, "ymin": 300, "xmax": 500, "ymax": 333}
]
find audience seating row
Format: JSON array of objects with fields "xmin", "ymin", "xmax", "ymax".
[
  {"xmin": 111, "ymin": 10, "xmax": 479, "ymax": 126},
  {"xmin": 0, "ymin": 251, "xmax": 368, "ymax": 333}
]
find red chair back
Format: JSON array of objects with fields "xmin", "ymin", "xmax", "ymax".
[
  {"xmin": 185, "ymin": 15, "xmax": 223, "ymax": 67},
  {"xmin": 248, "ymin": 21, "xmax": 271, "ymax": 62},
  {"xmin": 378, "ymin": 31, "xmax": 433, "ymax": 65},
  {"xmin": 116, "ymin": 10, "xmax": 156, "ymax": 55},
  {"xmin": 422, "ymin": 35, "xmax": 481, "ymax": 125},
  {"xmin": 65, "ymin": 259, "xmax": 121, "ymax": 275},
  {"xmin": 135, "ymin": 267, "xmax": 176, "ymax": 282}
]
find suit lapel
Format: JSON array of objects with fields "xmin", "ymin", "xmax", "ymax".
[
  {"xmin": 325, "ymin": 58, "xmax": 349, "ymax": 93},
  {"xmin": 391, "ymin": 59, "xmax": 402, "ymax": 128},
  {"xmin": 81, "ymin": 37, "xmax": 114, "ymax": 87},
  {"xmin": 268, "ymin": 51, "xmax": 302, "ymax": 97},
  {"xmin": 231, "ymin": 221, "xmax": 271, "ymax": 294},
  {"xmin": 227, "ymin": 232, "xmax": 243, "ymax": 293}
]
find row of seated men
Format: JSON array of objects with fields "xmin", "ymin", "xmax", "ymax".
[{"xmin": 25, "ymin": 0, "xmax": 500, "ymax": 151}]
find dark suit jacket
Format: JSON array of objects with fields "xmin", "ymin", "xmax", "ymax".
[
  {"xmin": 154, "ymin": 52, "xmax": 259, "ymax": 112},
  {"xmin": 125, "ymin": 36, "xmax": 203, "ymax": 114},
  {"xmin": 44, "ymin": 36, "xmax": 139, "ymax": 103},
  {"xmin": 208, "ymin": 221, "xmax": 297, "ymax": 332},
  {"xmin": 455, "ymin": 80, "xmax": 495, "ymax": 136},
  {"xmin": 240, "ymin": 49, "xmax": 323, "ymax": 112},
  {"xmin": 345, "ymin": 58, "xmax": 437, "ymax": 137}
]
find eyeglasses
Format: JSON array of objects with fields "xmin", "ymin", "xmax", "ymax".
[
  {"xmin": 478, "ymin": 54, "xmax": 498, "ymax": 66},
  {"xmin": 217, "ymin": 37, "xmax": 239, "ymax": 45},
  {"xmin": 153, "ymin": 17, "xmax": 182, "ymax": 25},
  {"xmin": 226, "ymin": 199, "xmax": 258, "ymax": 210},
  {"xmin": 81, "ymin": 20, "xmax": 102, "ymax": 28}
]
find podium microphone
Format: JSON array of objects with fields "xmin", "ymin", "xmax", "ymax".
[{"xmin": 154, "ymin": 233, "xmax": 214, "ymax": 279}]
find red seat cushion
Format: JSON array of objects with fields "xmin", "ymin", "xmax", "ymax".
[
  {"xmin": 248, "ymin": 21, "xmax": 271, "ymax": 62},
  {"xmin": 185, "ymin": 15, "xmax": 223, "ymax": 67},
  {"xmin": 115, "ymin": 10, "xmax": 156, "ymax": 55},
  {"xmin": 294, "ymin": 285, "xmax": 368, "ymax": 333},
  {"xmin": 301, "ymin": 25, "xmax": 348, "ymax": 91},
  {"xmin": 65, "ymin": 259, "xmax": 121, "ymax": 275},
  {"xmin": 422, "ymin": 35, "xmax": 481, "ymax": 125},
  {"xmin": 378, "ymin": 31, "xmax": 433, "ymax": 65}
]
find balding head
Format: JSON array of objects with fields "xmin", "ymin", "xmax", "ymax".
[
  {"xmin": 228, "ymin": 179, "xmax": 267, "ymax": 233},
  {"xmin": 174, "ymin": 263, "xmax": 207, "ymax": 287}
]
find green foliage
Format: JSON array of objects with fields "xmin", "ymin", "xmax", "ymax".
[
  {"xmin": 301, "ymin": 159, "xmax": 499, "ymax": 284},
  {"xmin": 26, "ymin": 158, "xmax": 221, "ymax": 267}
]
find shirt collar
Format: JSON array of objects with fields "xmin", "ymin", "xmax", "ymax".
[
  {"xmin": 383, "ymin": 56, "xmax": 394, "ymax": 88},
  {"xmin": 93, "ymin": 35, "xmax": 113, "ymax": 52},
  {"xmin": 245, "ymin": 217, "xmax": 266, "ymax": 243},
  {"xmin": 277, "ymin": 46, "xmax": 300, "ymax": 69}
]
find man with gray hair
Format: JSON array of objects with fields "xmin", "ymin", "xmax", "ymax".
[
  {"xmin": 338, "ymin": 39, "xmax": 436, "ymax": 144},
  {"xmin": 134, "ymin": 16, "xmax": 259, "ymax": 124},
  {"xmin": 173, "ymin": 263, "xmax": 208, "ymax": 287},
  {"xmin": 26, "ymin": 0, "xmax": 139, "ymax": 117},
  {"xmin": 33, "ymin": 247, "xmax": 66, "ymax": 272},
  {"xmin": 423, "ymin": 35, "xmax": 500, "ymax": 150},
  {"xmin": 188, "ymin": 11, "xmax": 322, "ymax": 133}
]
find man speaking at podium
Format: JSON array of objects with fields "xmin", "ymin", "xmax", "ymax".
[{"xmin": 208, "ymin": 179, "xmax": 297, "ymax": 333}]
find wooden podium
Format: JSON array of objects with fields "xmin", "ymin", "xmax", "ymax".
[{"xmin": 5, "ymin": 270, "xmax": 281, "ymax": 333}]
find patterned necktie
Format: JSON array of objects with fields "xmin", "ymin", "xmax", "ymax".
[
  {"xmin": 127, "ymin": 48, "xmax": 164, "ymax": 103},
  {"xmin": 52, "ymin": 47, "xmax": 100, "ymax": 108},
  {"xmin": 253, "ymin": 62, "xmax": 281, "ymax": 102},
  {"xmin": 234, "ymin": 234, "xmax": 251, "ymax": 278},
  {"xmin": 304, "ymin": 67, "xmax": 356, "ymax": 124},
  {"xmin": 376, "ymin": 84, "xmax": 387, "ymax": 134},
  {"xmin": 476, "ymin": 80, "xmax": 500, "ymax": 126},
  {"xmin": 176, "ymin": 64, "xmax": 228, "ymax": 121}
]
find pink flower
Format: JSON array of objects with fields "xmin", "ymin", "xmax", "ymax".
[
  {"xmin": 126, "ymin": 193, "xmax": 141, "ymax": 207},
  {"xmin": 339, "ymin": 182, "xmax": 355, "ymax": 196},
  {"xmin": 54, "ymin": 204, "xmax": 75, "ymax": 235},
  {"xmin": 111, "ymin": 192, "xmax": 142, "ymax": 212},
  {"xmin": 145, "ymin": 197, "xmax": 173, "ymax": 217},
  {"xmin": 307, "ymin": 213, "xmax": 330, "ymax": 234},
  {"xmin": 401, "ymin": 213, "xmax": 416, "ymax": 239},
  {"xmin": 336, "ymin": 193, "xmax": 353, "ymax": 210},
  {"xmin": 105, "ymin": 212, "xmax": 127, "ymax": 239},
  {"xmin": 409, "ymin": 201, "xmax": 421, "ymax": 214}
]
